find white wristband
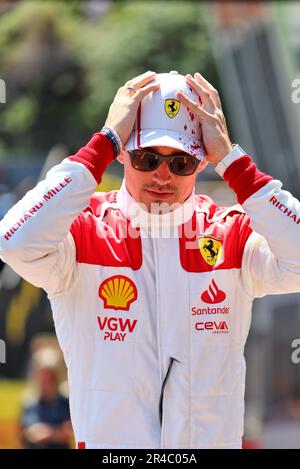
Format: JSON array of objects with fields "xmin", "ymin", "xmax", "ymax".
[{"xmin": 214, "ymin": 144, "xmax": 247, "ymax": 178}]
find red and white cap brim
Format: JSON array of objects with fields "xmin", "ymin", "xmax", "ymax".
[{"xmin": 125, "ymin": 128, "xmax": 206, "ymax": 161}]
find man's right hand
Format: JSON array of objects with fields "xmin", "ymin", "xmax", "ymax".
[{"xmin": 104, "ymin": 71, "xmax": 160, "ymax": 147}]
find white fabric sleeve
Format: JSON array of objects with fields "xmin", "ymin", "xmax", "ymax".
[
  {"xmin": 241, "ymin": 180, "xmax": 300, "ymax": 298},
  {"xmin": 0, "ymin": 159, "xmax": 97, "ymax": 297}
]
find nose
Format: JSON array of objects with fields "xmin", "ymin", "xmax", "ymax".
[{"xmin": 152, "ymin": 160, "xmax": 172, "ymax": 183}]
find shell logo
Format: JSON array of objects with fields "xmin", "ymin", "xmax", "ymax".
[{"xmin": 98, "ymin": 275, "xmax": 137, "ymax": 311}]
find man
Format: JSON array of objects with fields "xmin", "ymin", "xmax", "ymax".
[
  {"xmin": 0, "ymin": 70, "xmax": 300, "ymax": 449},
  {"xmin": 20, "ymin": 347, "xmax": 72, "ymax": 449}
]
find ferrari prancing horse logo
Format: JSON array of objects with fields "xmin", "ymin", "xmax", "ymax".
[
  {"xmin": 165, "ymin": 99, "xmax": 181, "ymax": 118},
  {"xmin": 198, "ymin": 236, "xmax": 223, "ymax": 266}
]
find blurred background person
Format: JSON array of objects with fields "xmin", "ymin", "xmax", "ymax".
[{"xmin": 19, "ymin": 346, "xmax": 72, "ymax": 449}]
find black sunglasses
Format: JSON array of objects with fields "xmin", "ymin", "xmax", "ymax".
[{"xmin": 128, "ymin": 149, "xmax": 201, "ymax": 176}]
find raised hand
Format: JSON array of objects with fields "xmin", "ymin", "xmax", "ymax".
[
  {"xmin": 177, "ymin": 72, "xmax": 233, "ymax": 165},
  {"xmin": 104, "ymin": 71, "xmax": 160, "ymax": 147}
]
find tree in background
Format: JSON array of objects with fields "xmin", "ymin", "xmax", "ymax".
[{"xmin": 0, "ymin": 0, "xmax": 217, "ymax": 159}]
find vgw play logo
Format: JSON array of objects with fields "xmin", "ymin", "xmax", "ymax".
[{"xmin": 0, "ymin": 79, "xmax": 6, "ymax": 104}]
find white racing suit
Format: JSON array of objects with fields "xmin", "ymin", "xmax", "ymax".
[{"xmin": 0, "ymin": 132, "xmax": 300, "ymax": 449}]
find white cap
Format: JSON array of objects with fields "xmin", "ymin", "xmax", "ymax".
[{"xmin": 125, "ymin": 71, "xmax": 207, "ymax": 162}]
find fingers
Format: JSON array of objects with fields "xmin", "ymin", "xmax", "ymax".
[
  {"xmin": 125, "ymin": 71, "xmax": 160, "ymax": 101},
  {"xmin": 176, "ymin": 90, "xmax": 213, "ymax": 122},
  {"xmin": 193, "ymin": 72, "xmax": 222, "ymax": 109},
  {"xmin": 185, "ymin": 74, "xmax": 215, "ymax": 113},
  {"xmin": 126, "ymin": 70, "xmax": 157, "ymax": 90},
  {"xmin": 137, "ymin": 82, "xmax": 160, "ymax": 97}
]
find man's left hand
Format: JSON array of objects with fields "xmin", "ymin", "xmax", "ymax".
[{"xmin": 177, "ymin": 73, "xmax": 233, "ymax": 165}]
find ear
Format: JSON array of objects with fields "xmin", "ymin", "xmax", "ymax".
[
  {"xmin": 117, "ymin": 148, "xmax": 125, "ymax": 164},
  {"xmin": 197, "ymin": 159, "xmax": 208, "ymax": 174}
]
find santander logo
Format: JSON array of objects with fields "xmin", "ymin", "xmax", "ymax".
[{"xmin": 201, "ymin": 279, "xmax": 226, "ymax": 304}]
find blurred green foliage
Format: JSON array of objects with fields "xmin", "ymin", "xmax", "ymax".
[{"xmin": 0, "ymin": 0, "xmax": 217, "ymax": 158}]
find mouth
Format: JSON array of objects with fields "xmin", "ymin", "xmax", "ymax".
[{"xmin": 144, "ymin": 189, "xmax": 174, "ymax": 200}]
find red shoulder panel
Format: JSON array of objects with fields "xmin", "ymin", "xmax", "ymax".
[
  {"xmin": 179, "ymin": 203, "xmax": 253, "ymax": 273},
  {"xmin": 70, "ymin": 191, "xmax": 142, "ymax": 269}
]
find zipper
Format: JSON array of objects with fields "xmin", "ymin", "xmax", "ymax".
[{"xmin": 159, "ymin": 356, "xmax": 175, "ymax": 427}]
